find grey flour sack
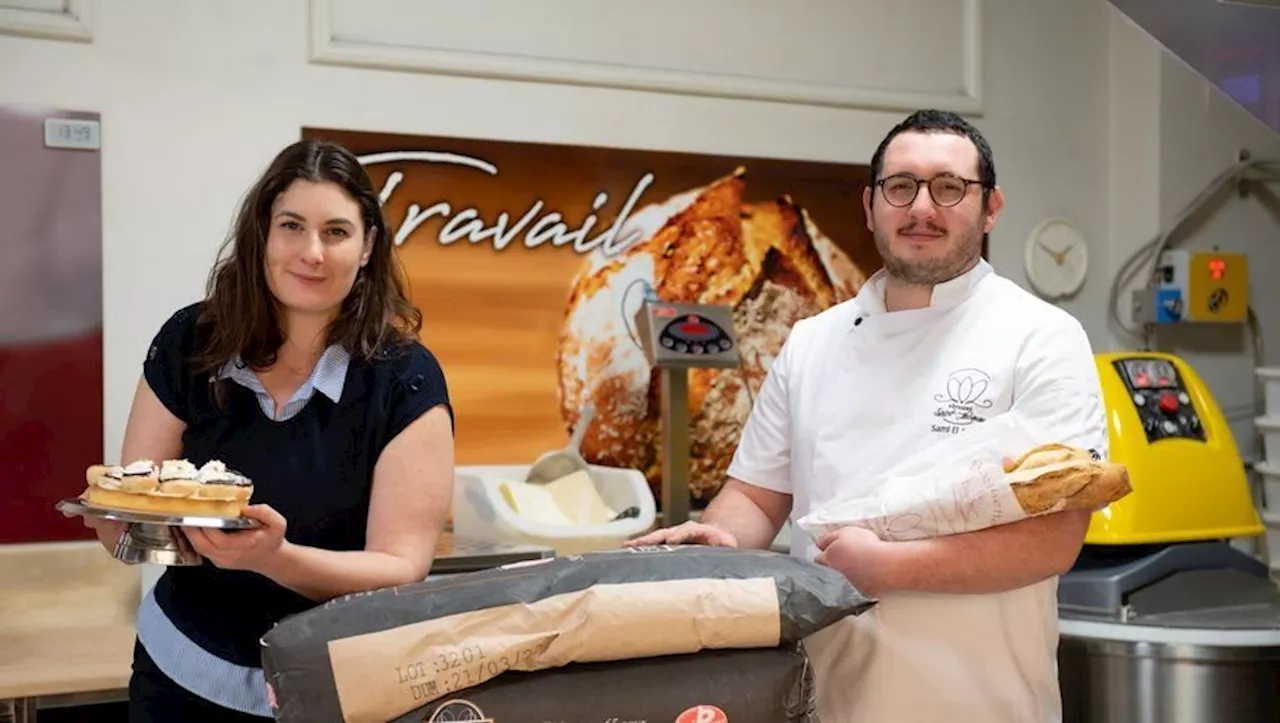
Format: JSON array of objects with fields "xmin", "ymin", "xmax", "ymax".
[
  {"xmin": 397, "ymin": 643, "xmax": 818, "ymax": 723},
  {"xmin": 260, "ymin": 545, "xmax": 876, "ymax": 722}
]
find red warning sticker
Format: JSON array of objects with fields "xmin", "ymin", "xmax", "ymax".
[{"xmin": 675, "ymin": 705, "xmax": 728, "ymax": 723}]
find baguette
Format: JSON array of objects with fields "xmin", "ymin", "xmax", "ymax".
[{"xmin": 1005, "ymin": 443, "xmax": 1132, "ymax": 516}]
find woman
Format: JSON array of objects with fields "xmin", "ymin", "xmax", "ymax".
[{"xmin": 83, "ymin": 139, "xmax": 455, "ymax": 721}]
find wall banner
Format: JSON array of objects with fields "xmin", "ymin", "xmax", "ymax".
[{"xmin": 302, "ymin": 127, "xmax": 879, "ymax": 504}]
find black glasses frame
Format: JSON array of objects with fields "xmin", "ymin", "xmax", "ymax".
[{"xmin": 875, "ymin": 173, "xmax": 987, "ymax": 208}]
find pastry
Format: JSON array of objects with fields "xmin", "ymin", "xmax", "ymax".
[
  {"xmin": 556, "ymin": 170, "xmax": 870, "ymax": 501},
  {"xmin": 83, "ymin": 459, "xmax": 254, "ymax": 518},
  {"xmin": 1004, "ymin": 444, "xmax": 1131, "ymax": 516}
]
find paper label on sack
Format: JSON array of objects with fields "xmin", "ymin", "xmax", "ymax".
[
  {"xmin": 325, "ymin": 577, "xmax": 782, "ymax": 723},
  {"xmin": 797, "ymin": 412, "xmax": 1040, "ymax": 541}
]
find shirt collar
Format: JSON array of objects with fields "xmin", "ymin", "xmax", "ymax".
[
  {"xmin": 216, "ymin": 344, "xmax": 350, "ymax": 403},
  {"xmin": 853, "ymin": 258, "xmax": 993, "ymax": 317}
]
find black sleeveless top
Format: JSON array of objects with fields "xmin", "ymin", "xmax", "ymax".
[{"xmin": 143, "ymin": 302, "xmax": 452, "ymax": 667}]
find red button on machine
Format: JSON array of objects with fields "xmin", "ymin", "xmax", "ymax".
[{"xmin": 1158, "ymin": 392, "xmax": 1179, "ymax": 413}]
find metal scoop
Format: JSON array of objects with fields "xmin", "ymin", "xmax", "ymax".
[{"xmin": 525, "ymin": 402, "xmax": 596, "ymax": 485}]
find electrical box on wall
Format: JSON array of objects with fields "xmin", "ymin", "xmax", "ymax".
[{"xmin": 1132, "ymin": 250, "xmax": 1249, "ymax": 324}]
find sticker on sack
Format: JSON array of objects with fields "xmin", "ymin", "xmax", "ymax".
[
  {"xmin": 676, "ymin": 704, "xmax": 729, "ymax": 723},
  {"xmin": 425, "ymin": 698, "xmax": 492, "ymax": 722}
]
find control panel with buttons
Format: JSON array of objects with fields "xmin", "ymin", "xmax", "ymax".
[
  {"xmin": 634, "ymin": 301, "xmax": 741, "ymax": 370},
  {"xmin": 1114, "ymin": 357, "xmax": 1206, "ymax": 443}
]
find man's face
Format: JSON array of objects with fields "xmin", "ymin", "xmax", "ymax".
[{"xmin": 862, "ymin": 131, "xmax": 1004, "ymax": 286}]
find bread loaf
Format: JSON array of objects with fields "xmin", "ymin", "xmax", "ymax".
[
  {"xmin": 1004, "ymin": 444, "xmax": 1132, "ymax": 516},
  {"xmin": 557, "ymin": 170, "xmax": 868, "ymax": 500}
]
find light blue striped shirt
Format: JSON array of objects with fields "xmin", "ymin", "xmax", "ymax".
[{"xmin": 135, "ymin": 344, "xmax": 350, "ymax": 717}]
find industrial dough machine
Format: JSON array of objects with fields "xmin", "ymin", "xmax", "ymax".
[{"xmin": 1057, "ymin": 351, "xmax": 1280, "ymax": 722}]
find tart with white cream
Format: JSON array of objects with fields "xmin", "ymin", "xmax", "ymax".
[{"xmin": 84, "ymin": 459, "xmax": 253, "ymax": 518}]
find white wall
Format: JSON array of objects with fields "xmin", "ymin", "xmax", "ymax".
[
  {"xmin": 1102, "ymin": 9, "xmax": 1280, "ymax": 458},
  {"xmin": 1153, "ymin": 53, "xmax": 1280, "ymax": 457},
  {"xmin": 0, "ymin": 0, "xmax": 1274, "ymax": 468}
]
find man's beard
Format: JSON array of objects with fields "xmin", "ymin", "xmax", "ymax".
[{"xmin": 873, "ymin": 218, "xmax": 984, "ymax": 286}]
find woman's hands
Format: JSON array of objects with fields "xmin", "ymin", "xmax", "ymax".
[
  {"xmin": 184, "ymin": 504, "xmax": 289, "ymax": 574},
  {"xmin": 82, "ymin": 514, "xmax": 127, "ymax": 555}
]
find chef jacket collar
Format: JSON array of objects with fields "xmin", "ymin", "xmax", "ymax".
[{"xmin": 850, "ymin": 257, "xmax": 993, "ymax": 327}]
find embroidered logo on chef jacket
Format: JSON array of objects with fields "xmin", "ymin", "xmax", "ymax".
[{"xmin": 930, "ymin": 367, "xmax": 995, "ymax": 433}]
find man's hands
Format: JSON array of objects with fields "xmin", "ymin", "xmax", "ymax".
[
  {"xmin": 622, "ymin": 479, "xmax": 789, "ymax": 551},
  {"xmin": 184, "ymin": 504, "xmax": 288, "ymax": 573},
  {"xmin": 814, "ymin": 526, "xmax": 896, "ymax": 597},
  {"xmin": 624, "ymin": 521, "xmax": 739, "ymax": 548}
]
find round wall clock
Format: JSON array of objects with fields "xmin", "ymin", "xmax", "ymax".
[{"xmin": 1024, "ymin": 218, "xmax": 1089, "ymax": 300}]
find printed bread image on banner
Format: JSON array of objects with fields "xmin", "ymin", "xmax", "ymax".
[{"xmin": 301, "ymin": 127, "xmax": 878, "ymax": 504}]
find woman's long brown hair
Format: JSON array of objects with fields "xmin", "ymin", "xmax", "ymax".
[{"xmin": 190, "ymin": 139, "xmax": 423, "ymax": 381}]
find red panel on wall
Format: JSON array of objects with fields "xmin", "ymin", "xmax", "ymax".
[{"xmin": 0, "ymin": 332, "xmax": 102, "ymax": 543}]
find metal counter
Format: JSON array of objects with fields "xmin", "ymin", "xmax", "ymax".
[{"xmin": 430, "ymin": 531, "xmax": 554, "ymax": 574}]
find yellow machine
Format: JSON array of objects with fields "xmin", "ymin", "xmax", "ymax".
[
  {"xmin": 1059, "ymin": 351, "xmax": 1280, "ymax": 723},
  {"xmin": 1088, "ymin": 351, "xmax": 1264, "ymax": 545}
]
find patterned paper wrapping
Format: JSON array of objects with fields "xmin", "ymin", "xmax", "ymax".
[{"xmin": 797, "ymin": 412, "xmax": 1041, "ymax": 541}]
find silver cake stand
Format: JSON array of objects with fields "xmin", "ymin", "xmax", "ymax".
[{"xmin": 57, "ymin": 497, "xmax": 259, "ymax": 566}]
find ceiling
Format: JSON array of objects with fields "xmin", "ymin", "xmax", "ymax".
[{"xmin": 1110, "ymin": 0, "xmax": 1280, "ymax": 137}]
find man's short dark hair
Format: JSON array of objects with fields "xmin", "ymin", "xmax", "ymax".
[{"xmin": 869, "ymin": 109, "xmax": 996, "ymax": 207}]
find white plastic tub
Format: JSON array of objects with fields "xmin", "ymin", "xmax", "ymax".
[
  {"xmin": 1257, "ymin": 417, "xmax": 1280, "ymax": 467},
  {"xmin": 1259, "ymin": 367, "xmax": 1280, "ymax": 418},
  {"xmin": 452, "ymin": 464, "xmax": 656, "ymax": 557},
  {"xmin": 1263, "ymin": 511, "xmax": 1280, "ymax": 572},
  {"xmin": 1257, "ymin": 461, "xmax": 1280, "ymax": 512}
]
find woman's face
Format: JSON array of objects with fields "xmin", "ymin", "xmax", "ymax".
[{"xmin": 264, "ymin": 179, "xmax": 373, "ymax": 319}]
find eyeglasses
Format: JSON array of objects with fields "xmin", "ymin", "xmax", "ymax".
[{"xmin": 875, "ymin": 173, "xmax": 986, "ymax": 208}]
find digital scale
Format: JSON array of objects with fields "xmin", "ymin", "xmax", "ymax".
[
  {"xmin": 633, "ymin": 299, "xmax": 741, "ymax": 526},
  {"xmin": 55, "ymin": 497, "xmax": 258, "ymax": 566}
]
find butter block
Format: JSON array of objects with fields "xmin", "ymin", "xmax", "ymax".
[
  {"xmin": 499, "ymin": 481, "xmax": 574, "ymax": 526},
  {"xmin": 544, "ymin": 470, "xmax": 618, "ymax": 525},
  {"xmin": 498, "ymin": 470, "xmax": 618, "ymax": 526}
]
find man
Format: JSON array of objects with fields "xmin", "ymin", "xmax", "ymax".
[{"xmin": 628, "ymin": 109, "xmax": 1107, "ymax": 722}]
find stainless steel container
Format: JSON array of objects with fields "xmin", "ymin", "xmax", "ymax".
[
  {"xmin": 1057, "ymin": 543, "xmax": 1280, "ymax": 722},
  {"xmin": 1058, "ymin": 620, "xmax": 1280, "ymax": 723}
]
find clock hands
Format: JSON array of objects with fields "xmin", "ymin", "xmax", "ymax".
[{"xmin": 1038, "ymin": 240, "xmax": 1073, "ymax": 265}]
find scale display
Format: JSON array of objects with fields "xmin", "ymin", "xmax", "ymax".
[
  {"xmin": 659, "ymin": 315, "xmax": 734, "ymax": 355},
  {"xmin": 635, "ymin": 301, "xmax": 740, "ymax": 369}
]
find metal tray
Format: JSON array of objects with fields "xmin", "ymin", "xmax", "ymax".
[{"xmin": 56, "ymin": 497, "xmax": 259, "ymax": 529}]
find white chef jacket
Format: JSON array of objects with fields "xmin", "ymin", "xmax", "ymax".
[{"xmin": 727, "ymin": 258, "xmax": 1107, "ymax": 723}]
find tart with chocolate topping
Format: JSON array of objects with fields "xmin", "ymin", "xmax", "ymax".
[{"xmin": 83, "ymin": 459, "xmax": 254, "ymax": 518}]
